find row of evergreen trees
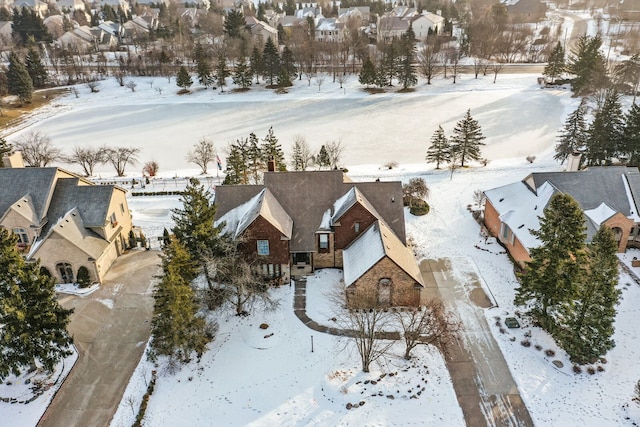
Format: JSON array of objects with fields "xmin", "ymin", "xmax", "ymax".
[
  {"xmin": 425, "ymin": 109, "xmax": 486, "ymax": 168},
  {"xmin": 359, "ymin": 27, "xmax": 418, "ymax": 89},
  {"xmin": 5, "ymin": 47, "xmax": 48, "ymax": 104},
  {"xmin": 224, "ymin": 127, "xmax": 286, "ymax": 184},
  {"xmin": 555, "ymin": 92, "xmax": 640, "ymax": 166},
  {"xmin": 515, "ymin": 194, "xmax": 620, "ymax": 364}
]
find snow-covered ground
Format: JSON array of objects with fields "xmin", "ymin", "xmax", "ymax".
[{"xmin": 4, "ymin": 70, "xmax": 640, "ymax": 426}]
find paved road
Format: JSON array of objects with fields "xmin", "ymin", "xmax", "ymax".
[
  {"xmin": 421, "ymin": 259, "xmax": 533, "ymax": 427},
  {"xmin": 38, "ymin": 250, "xmax": 160, "ymax": 427}
]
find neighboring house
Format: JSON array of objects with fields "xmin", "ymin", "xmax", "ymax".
[
  {"xmin": 245, "ymin": 16, "xmax": 278, "ymax": 45},
  {"xmin": 214, "ymin": 168, "xmax": 424, "ymax": 307},
  {"xmin": 0, "ymin": 162, "xmax": 133, "ymax": 284},
  {"xmin": 376, "ymin": 15, "xmax": 408, "ymax": 42},
  {"xmin": 483, "ymin": 166, "xmax": 640, "ymax": 267},
  {"xmin": 55, "ymin": 0, "xmax": 86, "ymax": 11},
  {"xmin": 503, "ymin": 0, "xmax": 547, "ymax": 22},
  {"xmin": 338, "ymin": 6, "xmax": 370, "ymax": 24},
  {"xmin": 315, "ymin": 17, "xmax": 344, "ymax": 42},
  {"xmin": 15, "ymin": 0, "xmax": 48, "ymax": 17},
  {"xmin": 56, "ymin": 25, "xmax": 97, "ymax": 51},
  {"xmin": 619, "ymin": 0, "xmax": 640, "ymax": 20}
]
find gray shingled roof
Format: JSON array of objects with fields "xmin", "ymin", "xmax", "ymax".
[
  {"xmin": 40, "ymin": 178, "xmax": 116, "ymax": 237},
  {"xmin": 0, "ymin": 167, "xmax": 60, "ymax": 224},
  {"xmin": 214, "ymin": 170, "xmax": 405, "ymax": 253},
  {"xmin": 530, "ymin": 167, "xmax": 634, "ymax": 214}
]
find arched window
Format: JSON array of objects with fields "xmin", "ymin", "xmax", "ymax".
[{"xmin": 56, "ymin": 262, "xmax": 74, "ymax": 283}]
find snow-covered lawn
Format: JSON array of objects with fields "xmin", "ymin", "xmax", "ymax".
[
  {"xmin": 111, "ymin": 284, "xmax": 462, "ymax": 427},
  {"xmin": 4, "ymin": 69, "xmax": 640, "ymax": 425}
]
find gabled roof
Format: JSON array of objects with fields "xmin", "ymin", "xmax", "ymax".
[
  {"xmin": 529, "ymin": 167, "xmax": 635, "ymax": 214},
  {"xmin": 584, "ymin": 202, "xmax": 617, "ymax": 226},
  {"xmin": 30, "ymin": 208, "xmax": 108, "ymax": 260},
  {"xmin": 1, "ymin": 193, "xmax": 38, "ymax": 225},
  {"xmin": 0, "ymin": 167, "xmax": 60, "ymax": 224},
  {"xmin": 343, "ymin": 221, "xmax": 424, "ymax": 287},
  {"xmin": 331, "ymin": 186, "xmax": 382, "ymax": 226},
  {"xmin": 215, "ymin": 188, "xmax": 293, "ymax": 240},
  {"xmin": 41, "ymin": 177, "xmax": 117, "ymax": 237},
  {"xmin": 214, "ymin": 170, "xmax": 405, "ymax": 253},
  {"xmin": 484, "ymin": 180, "xmax": 556, "ymax": 249}
]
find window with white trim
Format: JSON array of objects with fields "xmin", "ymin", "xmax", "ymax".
[
  {"xmin": 319, "ymin": 234, "xmax": 329, "ymax": 250},
  {"xmin": 13, "ymin": 228, "xmax": 29, "ymax": 244},
  {"xmin": 257, "ymin": 240, "xmax": 269, "ymax": 256}
]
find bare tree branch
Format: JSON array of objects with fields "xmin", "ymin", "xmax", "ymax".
[
  {"xmin": 15, "ymin": 131, "xmax": 62, "ymax": 167},
  {"xmin": 187, "ymin": 138, "xmax": 216, "ymax": 175}
]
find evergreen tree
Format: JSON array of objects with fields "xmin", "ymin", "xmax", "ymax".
[
  {"xmin": 250, "ymin": 47, "xmax": 263, "ymax": 84},
  {"xmin": 450, "ymin": 109, "xmax": 486, "ymax": 167},
  {"xmin": 359, "ymin": 56, "xmax": 376, "ymax": 87},
  {"xmin": 622, "ymin": 103, "xmax": 640, "ymax": 165},
  {"xmin": 216, "ymin": 55, "xmax": 230, "ymax": 92},
  {"xmin": 554, "ymin": 99, "xmax": 588, "ymax": 164},
  {"xmin": 7, "ymin": 51, "xmax": 33, "ymax": 104},
  {"xmin": 12, "ymin": 7, "xmax": 51, "ymax": 45},
  {"xmin": 0, "ymin": 228, "xmax": 73, "ymax": 380},
  {"xmin": 397, "ymin": 28, "xmax": 417, "ymax": 89},
  {"xmin": 171, "ymin": 178, "xmax": 222, "ymax": 285},
  {"xmin": 150, "ymin": 238, "xmax": 213, "ymax": 363},
  {"xmin": 247, "ymin": 133, "xmax": 264, "ymax": 184},
  {"xmin": 233, "ymin": 58, "xmax": 252, "ymax": 89},
  {"xmin": 585, "ymin": 90, "xmax": 624, "ymax": 166},
  {"xmin": 25, "ymin": 46, "xmax": 47, "ymax": 88},
  {"xmin": 557, "ymin": 226, "xmax": 620, "ymax": 364},
  {"xmin": 291, "ymin": 139, "xmax": 305, "ymax": 170},
  {"xmin": 544, "ymin": 41, "xmax": 565, "ymax": 83},
  {"xmin": 278, "ymin": 45, "xmax": 296, "ymax": 87},
  {"xmin": 176, "ymin": 66, "xmax": 193, "ymax": 91},
  {"xmin": 317, "ymin": 145, "xmax": 330, "ymax": 169},
  {"xmin": 261, "ymin": 127, "xmax": 286, "ymax": 171},
  {"xmin": 380, "ymin": 41, "xmax": 399, "ymax": 86},
  {"xmin": 224, "ymin": 9, "xmax": 246, "ymax": 38},
  {"xmin": 515, "ymin": 193, "xmax": 587, "ymax": 332},
  {"xmin": 224, "ymin": 141, "xmax": 249, "ymax": 185},
  {"xmin": 262, "ymin": 37, "xmax": 280, "ymax": 86},
  {"xmin": 566, "ymin": 35, "xmax": 608, "ymax": 96},
  {"xmin": 426, "ymin": 125, "xmax": 451, "ymax": 169},
  {"xmin": 194, "ymin": 42, "xmax": 213, "ymax": 88}
]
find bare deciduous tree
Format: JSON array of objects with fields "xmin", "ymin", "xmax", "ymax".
[
  {"xmin": 66, "ymin": 146, "xmax": 105, "ymax": 176},
  {"xmin": 395, "ymin": 299, "xmax": 462, "ymax": 360},
  {"xmin": 126, "ymin": 81, "xmax": 137, "ymax": 92},
  {"xmin": 418, "ymin": 41, "xmax": 442, "ymax": 85},
  {"xmin": 402, "ymin": 177, "xmax": 430, "ymax": 207},
  {"xmin": 103, "ymin": 146, "xmax": 140, "ymax": 176},
  {"xmin": 325, "ymin": 139, "xmax": 344, "ymax": 169},
  {"xmin": 290, "ymin": 135, "xmax": 314, "ymax": 171},
  {"xmin": 15, "ymin": 131, "xmax": 62, "ymax": 167},
  {"xmin": 86, "ymin": 78, "xmax": 100, "ymax": 93},
  {"xmin": 187, "ymin": 138, "xmax": 216, "ymax": 174},
  {"xmin": 204, "ymin": 234, "xmax": 279, "ymax": 315},
  {"xmin": 315, "ymin": 73, "xmax": 325, "ymax": 92}
]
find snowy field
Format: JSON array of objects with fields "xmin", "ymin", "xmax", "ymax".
[{"xmin": 4, "ymin": 71, "xmax": 640, "ymax": 426}]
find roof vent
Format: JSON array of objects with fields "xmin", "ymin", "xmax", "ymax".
[
  {"xmin": 518, "ymin": 224, "xmax": 524, "ymax": 229},
  {"xmin": 499, "ymin": 198, "xmax": 504, "ymax": 202}
]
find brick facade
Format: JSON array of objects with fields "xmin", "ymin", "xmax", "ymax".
[
  {"xmin": 484, "ymin": 199, "xmax": 532, "ymax": 267},
  {"xmin": 333, "ymin": 203, "xmax": 377, "ymax": 249},
  {"xmin": 347, "ymin": 257, "xmax": 421, "ymax": 307},
  {"xmin": 603, "ymin": 212, "xmax": 634, "ymax": 253}
]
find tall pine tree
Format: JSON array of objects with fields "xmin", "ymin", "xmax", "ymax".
[
  {"xmin": 585, "ymin": 90, "xmax": 624, "ymax": 166},
  {"xmin": 0, "ymin": 228, "xmax": 73, "ymax": 380},
  {"xmin": 233, "ymin": 58, "xmax": 252, "ymax": 89},
  {"xmin": 7, "ymin": 51, "xmax": 33, "ymax": 104},
  {"xmin": 543, "ymin": 41, "xmax": 565, "ymax": 83},
  {"xmin": 566, "ymin": 35, "xmax": 608, "ymax": 96},
  {"xmin": 426, "ymin": 125, "xmax": 451, "ymax": 169},
  {"xmin": 176, "ymin": 66, "xmax": 193, "ymax": 91},
  {"xmin": 515, "ymin": 193, "xmax": 587, "ymax": 332},
  {"xmin": 359, "ymin": 56, "xmax": 376, "ymax": 87},
  {"xmin": 622, "ymin": 103, "xmax": 640, "ymax": 165},
  {"xmin": 262, "ymin": 37, "xmax": 280, "ymax": 86},
  {"xmin": 557, "ymin": 226, "xmax": 620, "ymax": 364},
  {"xmin": 25, "ymin": 46, "xmax": 47, "ymax": 88},
  {"xmin": 194, "ymin": 42, "xmax": 214, "ymax": 88},
  {"xmin": 216, "ymin": 55, "xmax": 230, "ymax": 92},
  {"xmin": 554, "ymin": 99, "xmax": 588, "ymax": 164},
  {"xmin": 450, "ymin": 109, "xmax": 486, "ymax": 167},
  {"xmin": 150, "ymin": 237, "xmax": 213, "ymax": 363},
  {"xmin": 397, "ymin": 28, "xmax": 417, "ymax": 89},
  {"xmin": 261, "ymin": 127, "xmax": 286, "ymax": 171}
]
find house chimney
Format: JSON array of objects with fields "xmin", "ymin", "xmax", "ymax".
[
  {"xmin": 267, "ymin": 155, "xmax": 276, "ymax": 172},
  {"xmin": 3, "ymin": 151, "xmax": 25, "ymax": 168},
  {"xmin": 566, "ymin": 151, "xmax": 582, "ymax": 172}
]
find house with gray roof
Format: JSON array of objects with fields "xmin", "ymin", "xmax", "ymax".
[
  {"xmin": 483, "ymin": 167, "xmax": 640, "ymax": 267},
  {"xmin": 0, "ymin": 163, "xmax": 133, "ymax": 284},
  {"xmin": 214, "ymin": 169, "xmax": 423, "ymax": 307}
]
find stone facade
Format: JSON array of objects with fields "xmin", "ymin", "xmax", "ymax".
[{"xmin": 347, "ymin": 257, "xmax": 421, "ymax": 307}]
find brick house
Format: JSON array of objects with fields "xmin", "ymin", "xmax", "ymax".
[
  {"xmin": 483, "ymin": 167, "xmax": 640, "ymax": 267},
  {"xmin": 214, "ymin": 169, "xmax": 424, "ymax": 306},
  {"xmin": 0, "ymin": 160, "xmax": 133, "ymax": 284}
]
